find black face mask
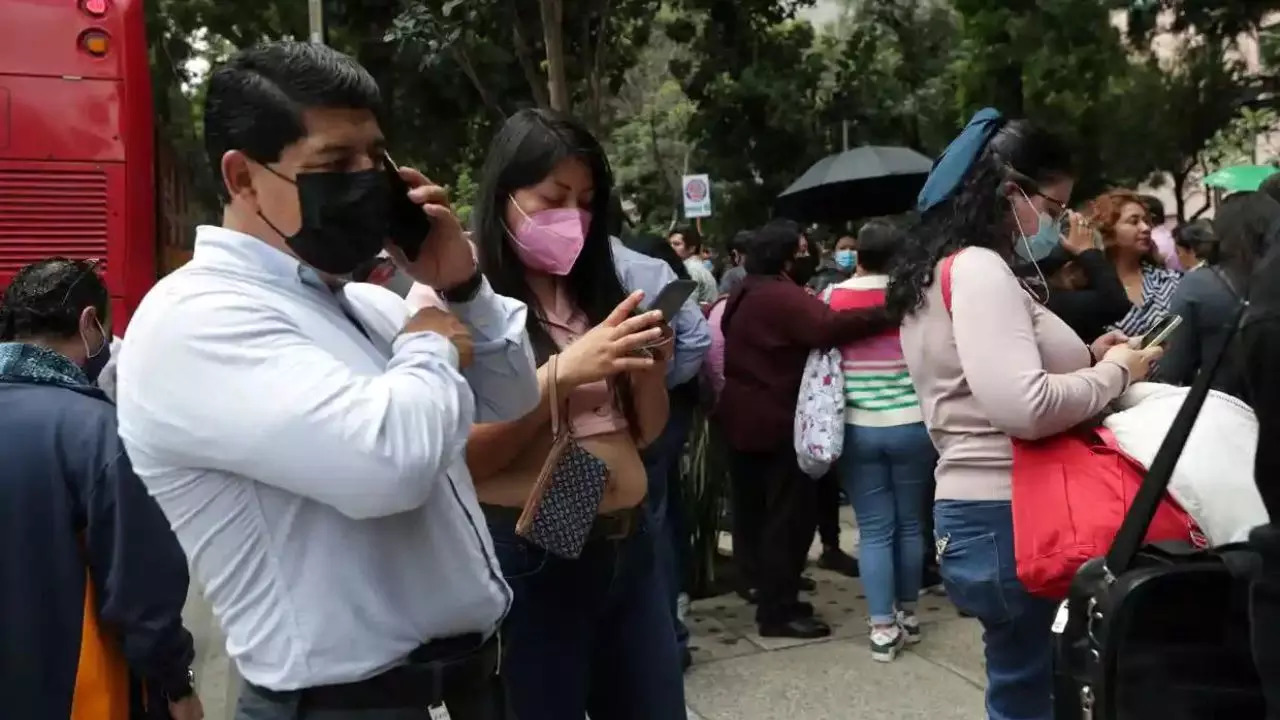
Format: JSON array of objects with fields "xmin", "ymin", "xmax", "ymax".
[
  {"xmin": 789, "ymin": 255, "xmax": 818, "ymax": 286},
  {"xmin": 260, "ymin": 169, "xmax": 391, "ymax": 275}
]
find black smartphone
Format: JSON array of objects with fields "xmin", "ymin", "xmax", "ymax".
[
  {"xmin": 648, "ymin": 279, "xmax": 698, "ymax": 321},
  {"xmin": 1137, "ymin": 314, "xmax": 1183, "ymax": 350},
  {"xmin": 384, "ymin": 153, "xmax": 432, "ymax": 262}
]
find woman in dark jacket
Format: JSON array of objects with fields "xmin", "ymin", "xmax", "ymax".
[
  {"xmin": 719, "ymin": 219, "xmax": 887, "ymax": 640},
  {"xmin": 1160, "ymin": 192, "xmax": 1280, "ymax": 396}
]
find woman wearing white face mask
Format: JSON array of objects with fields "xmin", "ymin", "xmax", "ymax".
[
  {"xmin": 462, "ymin": 109, "xmax": 684, "ymax": 720},
  {"xmin": 888, "ymin": 110, "xmax": 1163, "ymax": 720}
]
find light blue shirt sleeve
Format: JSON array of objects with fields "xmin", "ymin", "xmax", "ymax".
[
  {"xmin": 438, "ymin": 278, "xmax": 540, "ymax": 423},
  {"xmin": 610, "ymin": 239, "xmax": 711, "ymax": 387}
]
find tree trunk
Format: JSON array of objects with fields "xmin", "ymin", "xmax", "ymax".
[
  {"xmin": 540, "ymin": 0, "xmax": 571, "ymax": 112},
  {"xmin": 1172, "ymin": 168, "xmax": 1188, "ymax": 223}
]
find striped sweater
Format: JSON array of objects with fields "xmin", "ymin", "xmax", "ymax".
[{"xmin": 828, "ymin": 275, "xmax": 923, "ymax": 427}]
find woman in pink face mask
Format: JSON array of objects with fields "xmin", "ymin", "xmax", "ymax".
[{"xmin": 463, "ymin": 109, "xmax": 683, "ymax": 720}]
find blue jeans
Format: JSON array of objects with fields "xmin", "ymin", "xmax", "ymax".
[
  {"xmin": 934, "ymin": 500, "xmax": 1057, "ymax": 720},
  {"xmin": 488, "ymin": 513, "xmax": 686, "ymax": 720},
  {"xmin": 839, "ymin": 422, "xmax": 933, "ymax": 624},
  {"xmin": 642, "ymin": 397, "xmax": 696, "ymax": 652}
]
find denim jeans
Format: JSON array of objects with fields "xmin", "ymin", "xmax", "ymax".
[
  {"xmin": 934, "ymin": 500, "xmax": 1057, "ymax": 720},
  {"xmin": 839, "ymin": 422, "xmax": 934, "ymax": 624},
  {"xmin": 488, "ymin": 512, "xmax": 686, "ymax": 720},
  {"xmin": 642, "ymin": 397, "xmax": 696, "ymax": 652}
]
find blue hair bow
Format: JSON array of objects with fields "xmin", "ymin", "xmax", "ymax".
[{"xmin": 916, "ymin": 108, "xmax": 1004, "ymax": 213}]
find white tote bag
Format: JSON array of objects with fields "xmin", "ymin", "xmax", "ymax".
[{"xmin": 794, "ymin": 287, "xmax": 845, "ymax": 478}]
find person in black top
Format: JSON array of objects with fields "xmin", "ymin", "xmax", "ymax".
[
  {"xmin": 1036, "ymin": 208, "xmax": 1132, "ymax": 342},
  {"xmin": 1159, "ymin": 192, "xmax": 1279, "ymax": 395},
  {"xmin": 1235, "ymin": 217, "xmax": 1280, "ymax": 718}
]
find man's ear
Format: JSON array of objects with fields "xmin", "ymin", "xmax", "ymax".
[
  {"xmin": 78, "ymin": 305, "xmax": 97, "ymax": 336},
  {"xmin": 221, "ymin": 150, "xmax": 257, "ymax": 203}
]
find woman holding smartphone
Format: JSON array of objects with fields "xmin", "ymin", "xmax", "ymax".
[
  {"xmin": 462, "ymin": 109, "xmax": 683, "ymax": 720},
  {"xmin": 889, "ymin": 110, "xmax": 1161, "ymax": 720}
]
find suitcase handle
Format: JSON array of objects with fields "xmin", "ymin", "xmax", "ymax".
[{"xmin": 1105, "ymin": 280, "xmax": 1249, "ymax": 577}]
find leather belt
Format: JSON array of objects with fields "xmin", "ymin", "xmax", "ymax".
[{"xmin": 247, "ymin": 632, "xmax": 499, "ymax": 711}]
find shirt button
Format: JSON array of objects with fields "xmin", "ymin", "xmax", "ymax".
[{"xmin": 595, "ymin": 406, "xmax": 609, "ymax": 416}]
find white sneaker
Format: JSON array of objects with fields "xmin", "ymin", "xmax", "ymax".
[
  {"xmin": 897, "ymin": 610, "xmax": 922, "ymax": 645},
  {"xmin": 869, "ymin": 624, "xmax": 905, "ymax": 662}
]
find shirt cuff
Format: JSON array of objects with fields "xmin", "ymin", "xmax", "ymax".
[
  {"xmin": 1095, "ymin": 358, "xmax": 1131, "ymax": 394},
  {"xmin": 393, "ymin": 329, "xmax": 460, "ymax": 370},
  {"xmin": 444, "ymin": 276, "xmax": 507, "ymax": 340}
]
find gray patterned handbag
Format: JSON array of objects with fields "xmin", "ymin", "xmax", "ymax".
[{"xmin": 515, "ymin": 354, "xmax": 609, "ymax": 559}]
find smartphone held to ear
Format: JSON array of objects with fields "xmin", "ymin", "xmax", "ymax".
[
  {"xmin": 648, "ymin": 279, "xmax": 698, "ymax": 321},
  {"xmin": 384, "ymin": 154, "xmax": 433, "ymax": 262},
  {"xmin": 1134, "ymin": 315, "xmax": 1183, "ymax": 350}
]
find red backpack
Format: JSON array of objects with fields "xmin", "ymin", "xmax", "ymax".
[{"xmin": 939, "ymin": 251, "xmax": 1200, "ymax": 598}]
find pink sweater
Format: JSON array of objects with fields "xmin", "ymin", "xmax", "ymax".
[{"xmin": 899, "ymin": 247, "xmax": 1130, "ymax": 501}]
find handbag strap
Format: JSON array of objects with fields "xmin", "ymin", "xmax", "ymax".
[
  {"xmin": 1104, "ymin": 296, "xmax": 1250, "ymax": 576},
  {"xmin": 549, "ymin": 353, "xmax": 562, "ymax": 436}
]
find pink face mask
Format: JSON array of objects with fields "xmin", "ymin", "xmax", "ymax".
[{"xmin": 507, "ymin": 198, "xmax": 591, "ymax": 275}]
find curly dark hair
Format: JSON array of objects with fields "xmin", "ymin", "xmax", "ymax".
[
  {"xmin": 885, "ymin": 119, "xmax": 1074, "ymax": 320},
  {"xmin": 0, "ymin": 258, "xmax": 109, "ymax": 341}
]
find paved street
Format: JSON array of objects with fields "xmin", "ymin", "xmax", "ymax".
[{"xmin": 186, "ymin": 509, "xmax": 989, "ymax": 719}]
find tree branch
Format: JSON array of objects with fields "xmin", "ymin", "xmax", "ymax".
[
  {"xmin": 450, "ymin": 46, "xmax": 507, "ymax": 120},
  {"xmin": 589, "ymin": 0, "xmax": 613, "ymax": 132},
  {"xmin": 506, "ymin": 0, "xmax": 550, "ymax": 109}
]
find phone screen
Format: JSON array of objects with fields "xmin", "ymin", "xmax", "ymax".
[
  {"xmin": 649, "ymin": 279, "xmax": 698, "ymax": 321},
  {"xmin": 384, "ymin": 154, "xmax": 432, "ymax": 262},
  {"xmin": 1138, "ymin": 315, "xmax": 1183, "ymax": 350}
]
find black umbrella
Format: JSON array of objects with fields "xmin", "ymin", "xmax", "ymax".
[{"xmin": 774, "ymin": 145, "xmax": 934, "ymax": 223}]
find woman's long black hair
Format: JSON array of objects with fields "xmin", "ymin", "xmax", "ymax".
[
  {"xmin": 1214, "ymin": 191, "xmax": 1280, "ymax": 296},
  {"xmin": 472, "ymin": 108, "xmax": 639, "ymax": 429},
  {"xmin": 885, "ymin": 119, "xmax": 1074, "ymax": 320}
]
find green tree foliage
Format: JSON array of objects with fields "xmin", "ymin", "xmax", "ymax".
[{"xmin": 147, "ymin": 0, "xmax": 1280, "ymax": 231}]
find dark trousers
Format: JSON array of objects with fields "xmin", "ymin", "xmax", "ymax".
[
  {"xmin": 642, "ymin": 396, "xmax": 696, "ymax": 652},
  {"xmin": 488, "ymin": 512, "xmax": 686, "ymax": 720},
  {"xmin": 235, "ymin": 674, "xmax": 512, "ymax": 720},
  {"xmin": 815, "ymin": 469, "xmax": 842, "ymax": 549},
  {"xmin": 729, "ymin": 445, "xmax": 817, "ymax": 624}
]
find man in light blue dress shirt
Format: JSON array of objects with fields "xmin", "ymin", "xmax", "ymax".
[
  {"xmin": 115, "ymin": 42, "xmax": 537, "ymax": 720},
  {"xmin": 610, "ymin": 233, "xmax": 710, "ymax": 666}
]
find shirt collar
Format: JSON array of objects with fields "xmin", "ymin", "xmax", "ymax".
[{"xmin": 191, "ymin": 225, "xmax": 341, "ymax": 294}]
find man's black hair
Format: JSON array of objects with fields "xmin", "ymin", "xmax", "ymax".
[
  {"xmin": 670, "ymin": 224, "xmax": 702, "ymax": 252},
  {"xmin": 728, "ymin": 230, "xmax": 754, "ymax": 254},
  {"xmin": 0, "ymin": 258, "xmax": 109, "ymax": 341},
  {"xmin": 203, "ymin": 41, "xmax": 382, "ymax": 203},
  {"xmin": 855, "ymin": 218, "xmax": 903, "ymax": 273},
  {"xmin": 1139, "ymin": 194, "xmax": 1166, "ymax": 224}
]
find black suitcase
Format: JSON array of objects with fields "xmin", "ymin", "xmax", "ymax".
[{"xmin": 1052, "ymin": 301, "xmax": 1266, "ymax": 720}]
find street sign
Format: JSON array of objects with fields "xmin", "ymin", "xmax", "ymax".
[{"xmin": 682, "ymin": 174, "xmax": 712, "ymax": 219}]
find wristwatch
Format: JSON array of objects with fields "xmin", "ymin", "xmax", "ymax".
[
  {"xmin": 163, "ymin": 668, "xmax": 196, "ymax": 701},
  {"xmin": 442, "ymin": 271, "xmax": 483, "ymax": 303}
]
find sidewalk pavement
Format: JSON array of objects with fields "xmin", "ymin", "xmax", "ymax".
[
  {"xmin": 186, "ymin": 510, "xmax": 987, "ymax": 720},
  {"xmin": 682, "ymin": 506, "xmax": 987, "ymax": 719},
  {"xmin": 682, "ymin": 567, "xmax": 987, "ymax": 720}
]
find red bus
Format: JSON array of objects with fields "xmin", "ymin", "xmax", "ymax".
[{"xmin": 0, "ymin": 0, "xmax": 158, "ymax": 327}]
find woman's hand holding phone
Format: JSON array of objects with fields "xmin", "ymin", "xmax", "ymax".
[
  {"xmin": 556, "ymin": 291, "xmax": 665, "ymax": 390},
  {"xmin": 1103, "ymin": 343, "xmax": 1163, "ymax": 383},
  {"xmin": 1061, "ymin": 210, "xmax": 1095, "ymax": 256},
  {"xmin": 384, "ymin": 166, "xmax": 478, "ymax": 292}
]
